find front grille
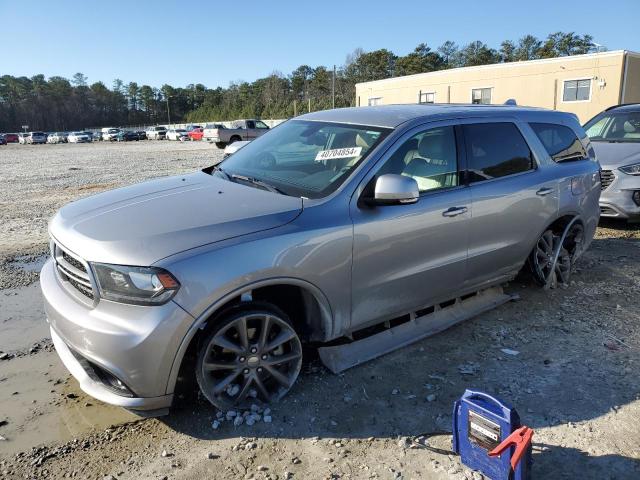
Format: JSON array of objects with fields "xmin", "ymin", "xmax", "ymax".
[
  {"xmin": 600, "ymin": 170, "xmax": 615, "ymax": 191},
  {"xmin": 53, "ymin": 242, "xmax": 95, "ymax": 300}
]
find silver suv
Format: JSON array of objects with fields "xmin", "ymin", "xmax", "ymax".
[{"xmin": 40, "ymin": 105, "xmax": 600, "ymax": 415}]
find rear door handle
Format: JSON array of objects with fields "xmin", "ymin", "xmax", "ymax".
[
  {"xmin": 536, "ymin": 187, "xmax": 554, "ymax": 196},
  {"xmin": 442, "ymin": 206, "xmax": 468, "ymax": 217}
]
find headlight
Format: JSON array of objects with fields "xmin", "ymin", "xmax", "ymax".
[
  {"xmin": 619, "ymin": 163, "xmax": 640, "ymax": 175},
  {"xmin": 91, "ymin": 263, "xmax": 180, "ymax": 305}
]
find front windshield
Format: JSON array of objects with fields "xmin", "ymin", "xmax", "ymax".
[
  {"xmin": 213, "ymin": 120, "xmax": 390, "ymax": 198},
  {"xmin": 584, "ymin": 111, "xmax": 640, "ymax": 143}
]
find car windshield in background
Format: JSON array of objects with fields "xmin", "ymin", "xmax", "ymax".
[
  {"xmin": 213, "ymin": 120, "xmax": 390, "ymax": 198},
  {"xmin": 584, "ymin": 111, "xmax": 640, "ymax": 143}
]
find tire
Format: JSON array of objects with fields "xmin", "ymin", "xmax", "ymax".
[
  {"xmin": 195, "ymin": 302, "xmax": 303, "ymax": 411},
  {"xmin": 229, "ymin": 136, "xmax": 241, "ymax": 144},
  {"xmin": 215, "ymin": 142, "xmax": 226, "ymax": 149},
  {"xmin": 529, "ymin": 223, "xmax": 584, "ymax": 287}
]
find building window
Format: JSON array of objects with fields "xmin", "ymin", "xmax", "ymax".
[
  {"xmin": 368, "ymin": 97, "xmax": 382, "ymax": 106},
  {"xmin": 562, "ymin": 79, "xmax": 591, "ymax": 102},
  {"xmin": 419, "ymin": 92, "xmax": 435, "ymax": 104},
  {"xmin": 471, "ymin": 88, "xmax": 492, "ymax": 104}
]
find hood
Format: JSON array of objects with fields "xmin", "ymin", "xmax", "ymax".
[
  {"xmin": 591, "ymin": 141, "xmax": 640, "ymax": 169},
  {"xmin": 50, "ymin": 171, "xmax": 303, "ymax": 265}
]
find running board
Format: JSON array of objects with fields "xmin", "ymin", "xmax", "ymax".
[{"xmin": 318, "ymin": 286, "xmax": 516, "ymax": 374}]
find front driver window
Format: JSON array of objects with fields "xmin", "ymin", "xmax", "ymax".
[{"xmin": 378, "ymin": 126, "xmax": 459, "ymax": 192}]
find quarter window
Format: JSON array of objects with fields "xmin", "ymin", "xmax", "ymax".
[
  {"xmin": 419, "ymin": 92, "xmax": 435, "ymax": 104},
  {"xmin": 378, "ymin": 126, "xmax": 459, "ymax": 192},
  {"xmin": 471, "ymin": 88, "xmax": 492, "ymax": 105},
  {"xmin": 464, "ymin": 123, "xmax": 534, "ymax": 182},
  {"xmin": 563, "ymin": 79, "xmax": 591, "ymax": 102},
  {"xmin": 530, "ymin": 123, "xmax": 587, "ymax": 162}
]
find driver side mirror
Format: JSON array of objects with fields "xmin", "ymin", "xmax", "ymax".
[{"xmin": 372, "ymin": 174, "xmax": 419, "ymax": 205}]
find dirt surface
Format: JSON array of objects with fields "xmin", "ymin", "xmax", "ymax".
[{"xmin": 1, "ymin": 142, "xmax": 639, "ymax": 479}]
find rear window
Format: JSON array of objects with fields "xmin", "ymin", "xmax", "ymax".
[
  {"xmin": 463, "ymin": 123, "xmax": 534, "ymax": 182},
  {"xmin": 530, "ymin": 123, "xmax": 587, "ymax": 162}
]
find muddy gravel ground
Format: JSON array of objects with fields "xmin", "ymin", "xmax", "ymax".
[{"xmin": 1, "ymin": 141, "xmax": 639, "ymax": 479}]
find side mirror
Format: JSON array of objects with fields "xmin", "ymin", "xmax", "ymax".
[{"xmin": 373, "ymin": 174, "xmax": 419, "ymax": 205}]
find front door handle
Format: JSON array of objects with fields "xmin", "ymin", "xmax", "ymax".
[
  {"xmin": 442, "ymin": 206, "xmax": 468, "ymax": 217},
  {"xmin": 536, "ymin": 187, "xmax": 554, "ymax": 196}
]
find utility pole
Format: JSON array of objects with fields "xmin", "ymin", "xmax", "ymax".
[
  {"xmin": 166, "ymin": 96, "xmax": 171, "ymax": 126},
  {"xmin": 308, "ymin": 98, "xmax": 311, "ymax": 113},
  {"xmin": 332, "ymin": 65, "xmax": 336, "ymax": 109}
]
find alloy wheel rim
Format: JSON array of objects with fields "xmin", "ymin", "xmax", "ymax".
[
  {"xmin": 534, "ymin": 227, "xmax": 582, "ymax": 285},
  {"xmin": 200, "ymin": 313, "xmax": 302, "ymax": 409}
]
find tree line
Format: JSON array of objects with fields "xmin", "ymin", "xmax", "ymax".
[{"xmin": 0, "ymin": 32, "xmax": 596, "ymax": 132}]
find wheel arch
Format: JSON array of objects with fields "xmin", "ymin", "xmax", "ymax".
[{"xmin": 165, "ymin": 277, "xmax": 334, "ymax": 395}]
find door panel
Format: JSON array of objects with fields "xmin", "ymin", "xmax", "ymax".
[
  {"xmin": 467, "ymin": 173, "xmax": 558, "ymax": 283},
  {"xmin": 350, "ymin": 189, "xmax": 471, "ymax": 327},
  {"xmin": 463, "ymin": 121, "xmax": 559, "ymax": 285},
  {"xmin": 349, "ymin": 122, "xmax": 470, "ymax": 329}
]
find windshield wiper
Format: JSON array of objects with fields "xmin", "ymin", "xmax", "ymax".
[
  {"xmin": 212, "ymin": 165, "xmax": 231, "ymax": 180},
  {"xmin": 229, "ymin": 174, "xmax": 287, "ymax": 195}
]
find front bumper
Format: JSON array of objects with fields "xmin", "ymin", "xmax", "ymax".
[
  {"xmin": 40, "ymin": 258, "xmax": 194, "ymax": 413},
  {"xmin": 599, "ymin": 169, "xmax": 640, "ymax": 220}
]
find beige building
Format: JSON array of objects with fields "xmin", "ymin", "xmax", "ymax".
[{"xmin": 355, "ymin": 50, "xmax": 640, "ymax": 123}]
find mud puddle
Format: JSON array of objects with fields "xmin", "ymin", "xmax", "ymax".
[
  {"xmin": 7, "ymin": 254, "xmax": 48, "ymax": 273},
  {"xmin": 0, "ymin": 351, "xmax": 137, "ymax": 455},
  {"xmin": 0, "ymin": 283, "xmax": 49, "ymax": 352}
]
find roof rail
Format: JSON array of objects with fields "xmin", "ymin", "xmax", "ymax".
[{"xmin": 605, "ymin": 102, "xmax": 640, "ymax": 111}]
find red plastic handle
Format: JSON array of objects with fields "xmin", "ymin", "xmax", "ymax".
[{"xmin": 488, "ymin": 426, "xmax": 534, "ymax": 471}]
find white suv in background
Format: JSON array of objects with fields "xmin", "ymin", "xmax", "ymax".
[{"xmin": 146, "ymin": 126, "xmax": 168, "ymax": 140}]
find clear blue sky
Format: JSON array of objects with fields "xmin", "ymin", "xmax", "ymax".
[{"xmin": 1, "ymin": 0, "xmax": 639, "ymax": 89}]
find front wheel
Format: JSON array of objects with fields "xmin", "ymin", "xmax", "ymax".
[
  {"xmin": 215, "ymin": 142, "xmax": 226, "ymax": 149},
  {"xmin": 196, "ymin": 303, "xmax": 303, "ymax": 410}
]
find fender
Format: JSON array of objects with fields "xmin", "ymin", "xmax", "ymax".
[{"xmin": 165, "ymin": 276, "xmax": 334, "ymax": 395}]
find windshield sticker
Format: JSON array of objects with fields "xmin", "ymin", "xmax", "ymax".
[{"xmin": 315, "ymin": 147, "xmax": 362, "ymax": 161}]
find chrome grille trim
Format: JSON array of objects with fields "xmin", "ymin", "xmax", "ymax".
[
  {"xmin": 52, "ymin": 241, "xmax": 97, "ymax": 303},
  {"xmin": 600, "ymin": 170, "xmax": 615, "ymax": 191}
]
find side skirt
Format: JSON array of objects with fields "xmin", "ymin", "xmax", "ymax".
[{"xmin": 318, "ymin": 286, "xmax": 517, "ymax": 374}]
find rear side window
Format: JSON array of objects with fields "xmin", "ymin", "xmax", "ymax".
[
  {"xmin": 530, "ymin": 123, "xmax": 587, "ymax": 163},
  {"xmin": 463, "ymin": 123, "xmax": 534, "ymax": 182}
]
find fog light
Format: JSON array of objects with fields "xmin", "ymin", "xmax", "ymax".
[{"xmin": 633, "ymin": 191, "xmax": 640, "ymax": 207}]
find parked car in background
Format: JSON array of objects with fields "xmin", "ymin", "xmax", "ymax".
[
  {"xmin": 40, "ymin": 105, "xmax": 599, "ymax": 415},
  {"xmin": 167, "ymin": 128, "xmax": 189, "ymax": 141},
  {"xmin": 0, "ymin": 134, "xmax": 6, "ymax": 145},
  {"xmin": 47, "ymin": 132, "xmax": 68, "ymax": 144},
  {"xmin": 4, "ymin": 133, "xmax": 19, "ymax": 143},
  {"xmin": 68, "ymin": 131, "xmax": 91, "ymax": 143},
  {"xmin": 102, "ymin": 128, "xmax": 121, "ymax": 141},
  {"xmin": 201, "ymin": 123, "xmax": 225, "ymax": 144},
  {"xmin": 134, "ymin": 130, "xmax": 146, "ymax": 140},
  {"xmin": 26, "ymin": 131, "xmax": 47, "ymax": 144},
  {"xmin": 18, "ymin": 133, "xmax": 28, "ymax": 144},
  {"xmin": 115, "ymin": 130, "xmax": 139, "ymax": 142},
  {"xmin": 204, "ymin": 119, "xmax": 269, "ymax": 148},
  {"xmin": 584, "ymin": 103, "xmax": 640, "ymax": 222},
  {"xmin": 91, "ymin": 131, "xmax": 102, "ymax": 141},
  {"xmin": 186, "ymin": 127, "xmax": 203, "ymax": 141},
  {"xmin": 222, "ymin": 140, "xmax": 250, "ymax": 159},
  {"xmin": 146, "ymin": 126, "xmax": 167, "ymax": 140}
]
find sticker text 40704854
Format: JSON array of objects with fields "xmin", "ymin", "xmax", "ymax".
[{"xmin": 315, "ymin": 147, "xmax": 362, "ymax": 161}]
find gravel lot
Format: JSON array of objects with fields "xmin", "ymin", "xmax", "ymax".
[{"xmin": 0, "ymin": 141, "xmax": 639, "ymax": 479}]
